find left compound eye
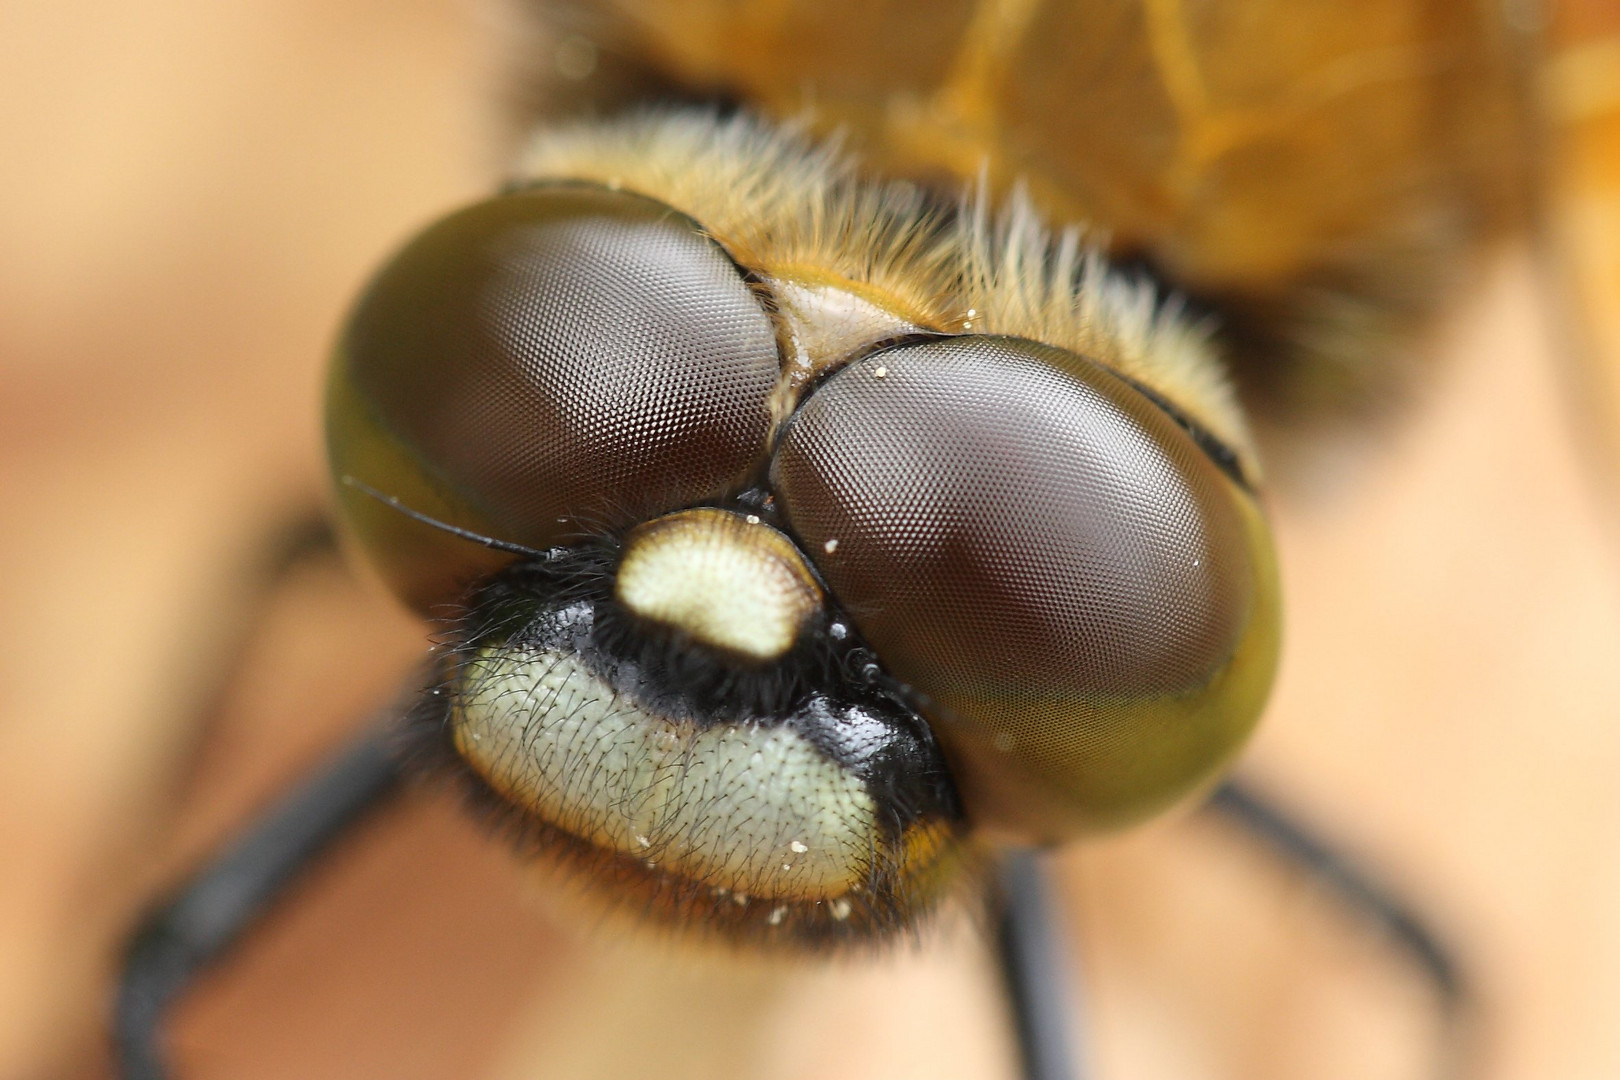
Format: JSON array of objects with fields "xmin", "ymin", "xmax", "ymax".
[
  {"xmin": 770, "ymin": 336, "xmax": 1280, "ymax": 841},
  {"xmin": 327, "ymin": 185, "xmax": 781, "ymax": 611}
]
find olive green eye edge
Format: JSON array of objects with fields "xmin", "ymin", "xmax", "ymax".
[
  {"xmin": 1087, "ymin": 492, "xmax": 1281, "ymax": 831},
  {"xmin": 934, "ymin": 486, "xmax": 1281, "ymax": 839},
  {"xmin": 325, "ymin": 343, "xmax": 509, "ymax": 532},
  {"xmin": 324, "ymin": 347, "xmax": 531, "ymax": 614},
  {"xmin": 485, "ymin": 175, "xmax": 719, "ymax": 240}
]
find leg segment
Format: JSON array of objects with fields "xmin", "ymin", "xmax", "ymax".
[
  {"xmin": 1205, "ymin": 779, "xmax": 1474, "ymax": 1080},
  {"xmin": 113, "ymin": 727, "xmax": 404, "ymax": 1080},
  {"xmin": 997, "ymin": 848, "xmax": 1087, "ymax": 1080}
]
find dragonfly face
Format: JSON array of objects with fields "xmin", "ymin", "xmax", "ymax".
[
  {"xmin": 315, "ymin": 0, "xmax": 1544, "ymax": 951},
  {"xmin": 326, "ymin": 115, "xmax": 1280, "ymax": 944},
  {"xmin": 314, "ymin": 0, "xmax": 1537, "ymax": 952}
]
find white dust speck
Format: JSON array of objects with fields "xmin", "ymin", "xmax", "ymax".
[
  {"xmin": 734, "ymin": 893, "xmax": 749, "ymax": 906},
  {"xmin": 746, "ymin": 514, "xmax": 761, "ymax": 525},
  {"xmin": 635, "ymin": 834, "xmax": 651, "ymax": 848},
  {"xmin": 790, "ymin": 840, "xmax": 808, "ymax": 854},
  {"xmin": 823, "ymin": 538, "xmax": 839, "ymax": 554},
  {"xmin": 872, "ymin": 366, "xmax": 888, "ymax": 379},
  {"xmin": 831, "ymin": 899, "xmax": 852, "ymax": 921},
  {"xmin": 768, "ymin": 906, "xmax": 787, "ymax": 926}
]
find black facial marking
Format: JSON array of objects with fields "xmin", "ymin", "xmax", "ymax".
[{"xmin": 432, "ymin": 543, "xmax": 963, "ymax": 844}]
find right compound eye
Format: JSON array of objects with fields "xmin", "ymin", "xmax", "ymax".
[
  {"xmin": 769, "ymin": 337, "xmax": 1279, "ymax": 841},
  {"xmin": 327, "ymin": 185, "xmax": 782, "ymax": 611}
]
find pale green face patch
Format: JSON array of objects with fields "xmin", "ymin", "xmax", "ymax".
[{"xmin": 454, "ymin": 644, "xmax": 878, "ymax": 904}]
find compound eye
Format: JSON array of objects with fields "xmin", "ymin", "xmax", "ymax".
[
  {"xmin": 328, "ymin": 185, "xmax": 781, "ymax": 611},
  {"xmin": 771, "ymin": 337, "xmax": 1280, "ymax": 841}
]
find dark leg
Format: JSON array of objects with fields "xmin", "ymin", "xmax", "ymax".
[
  {"xmin": 113, "ymin": 726, "xmax": 405, "ymax": 1080},
  {"xmin": 1204, "ymin": 780, "xmax": 1475, "ymax": 1080},
  {"xmin": 997, "ymin": 848, "xmax": 1087, "ymax": 1080},
  {"xmin": 995, "ymin": 782, "xmax": 1474, "ymax": 1080}
]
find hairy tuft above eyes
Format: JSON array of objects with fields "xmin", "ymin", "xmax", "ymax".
[
  {"xmin": 956, "ymin": 190, "xmax": 1257, "ymax": 479},
  {"xmin": 515, "ymin": 108, "xmax": 1257, "ymax": 481},
  {"xmin": 516, "ymin": 109, "xmax": 959, "ymax": 326}
]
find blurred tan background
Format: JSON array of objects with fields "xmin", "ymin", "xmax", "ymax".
[{"xmin": 3, "ymin": 2, "xmax": 1620, "ymax": 1080}]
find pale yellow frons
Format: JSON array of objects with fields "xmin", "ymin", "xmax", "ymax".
[{"xmin": 615, "ymin": 508, "xmax": 822, "ymax": 662}]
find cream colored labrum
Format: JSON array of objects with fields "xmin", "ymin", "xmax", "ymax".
[
  {"xmin": 614, "ymin": 508, "xmax": 823, "ymax": 661},
  {"xmin": 453, "ymin": 644, "xmax": 875, "ymax": 906}
]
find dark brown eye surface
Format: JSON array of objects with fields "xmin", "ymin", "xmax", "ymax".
[
  {"xmin": 328, "ymin": 185, "xmax": 781, "ymax": 610},
  {"xmin": 770, "ymin": 336, "xmax": 1279, "ymax": 840}
]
